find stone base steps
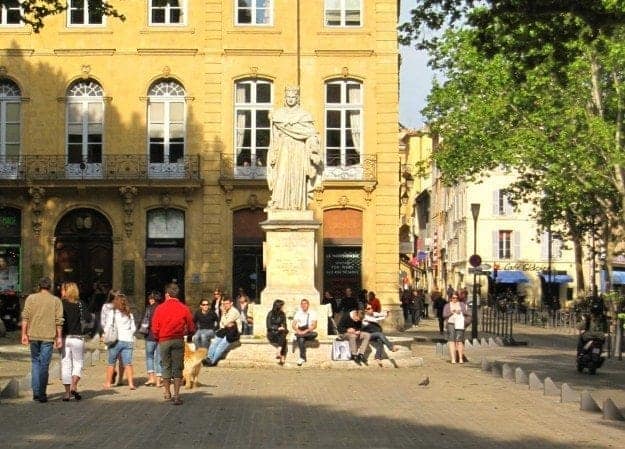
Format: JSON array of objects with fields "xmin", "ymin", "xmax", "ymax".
[{"xmin": 213, "ymin": 335, "xmax": 423, "ymax": 369}]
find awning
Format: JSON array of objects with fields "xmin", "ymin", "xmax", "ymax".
[
  {"xmin": 613, "ymin": 270, "xmax": 625, "ymax": 284},
  {"xmin": 539, "ymin": 273, "xmax": 573, "ymax": 284},
  {"xmin": 491, "ymin": 270, "xmax": 530, "ymax": 284}
]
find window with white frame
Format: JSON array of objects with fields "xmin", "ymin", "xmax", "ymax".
[
  {"xmin": 66, "ymin": 80, "xmax": 104, "ymax": 166},
  {"xmin": 149, "ymin": 0, "xmax": 185, "ymax": 25},
  {"xmin": 148, "ymin": 80, "xmax": 186, "ymax": 164},
  {"xmin": 235, "ymin": 0, "xmax": 272, "ymax": 26},
  {"xmin": 234, "ymin": 79, "xmax": 272, "ymax": 169},
  {"xmin": 0, "ymin": 0, "xmax": 21, "ymax": 26},
  {"xmin": 68, "ymin": 0, "xmax": 104, "ymax": 26},
  {"xmin": 540, "ymin": 231, "xmax": 563, "ymax": 260},
  {"xmin": 493, "ymin": 230, "xmax": 521, "ymax": 260},
  {"xmin": 0, "ymin": 80, "xmax": 21, "ymax": 162},
  {"xmin": 325, "ymin": 79, "xmax": 362, "ymax": 168},
  {"xmin": 324, "ymin": 0, "xmax": 362, "ymax": 27},
  {"xmin": 493, "ymin": 189, "xmax": 513, "ymax": 215}
]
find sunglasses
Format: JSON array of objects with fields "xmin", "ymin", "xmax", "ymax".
[{"xmin": 201, "ymin": 303, "xmax": 209, "ymax": 306}]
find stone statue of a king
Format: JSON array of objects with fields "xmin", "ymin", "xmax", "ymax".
[{"xmin": 266, "ymin": 86, "xmax": 322, "ymax": 210}]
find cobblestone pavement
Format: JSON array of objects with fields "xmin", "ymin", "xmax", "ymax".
[
  {"xmin": 1, "ymin": 325, "xmax": 624, "ymax": 449},
  {"xmin": 410, "ymin": 318, "xmax": 625, "ymax": 410}
]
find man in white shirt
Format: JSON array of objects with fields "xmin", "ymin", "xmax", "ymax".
[{"xmin": 291, "ymin": 298, "xmax": 318, "ymax": 366}]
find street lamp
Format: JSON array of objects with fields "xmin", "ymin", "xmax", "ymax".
[{"xmin": 471, "ymin": 203, "xmax": 481, "ymax": 339}]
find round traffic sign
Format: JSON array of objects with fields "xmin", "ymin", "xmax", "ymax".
[{"xmin": 469, "ymin": 254, "xmax": 482, "ymax": 268}]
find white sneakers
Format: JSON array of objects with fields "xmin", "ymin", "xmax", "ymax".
[{"xmin": 297, "ymin": 358, "xmax": 305, "ymax": 366}]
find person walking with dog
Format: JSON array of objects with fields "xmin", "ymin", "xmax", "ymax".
[{"xmin": 151, "ymin": 283, "xmax": 196, "ymax": 405}]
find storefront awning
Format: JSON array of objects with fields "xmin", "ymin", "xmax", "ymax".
[
  {"xmin": 612, "ymin": 270, "xmax": 625, "ymax": 285},
  {"xmin": 491, "ymin": 270, "xmax": 530, "ymax": 284},
  {"xmin": 539, "ymin": 273, "xmax": 573, "ymax": 284}
]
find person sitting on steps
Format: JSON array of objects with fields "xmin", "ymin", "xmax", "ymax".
[{"xmin": 291, "ymin": 299, "xmax": 318, "ymax": 366}]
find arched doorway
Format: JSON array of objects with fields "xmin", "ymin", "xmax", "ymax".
[{"xmin": 54, "ymin": 208, "xmax": 113, "ymax": 300}]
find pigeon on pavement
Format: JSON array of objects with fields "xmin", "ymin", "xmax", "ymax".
[{"xmin": 418, "ymin": 376, "xmax": 430, "ymax": 386}]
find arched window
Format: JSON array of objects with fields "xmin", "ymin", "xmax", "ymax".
[
  {"xmin": 234, "ymin": 79, "xmax": 272, "ymax": 177},
  {"xmin": 0, "ymin": 79, "xmax": 21, "ymax": 163},
  {"xmin": 324, "ymin": 79, "xmax": 362, "ymax": 178},
  {"xmin": 148, "ymin": 80, "xmax": 186, "ymax": 173},
  {"xmin": 66, "ymin": 80, "xmax": 104, "ymax": 178}
]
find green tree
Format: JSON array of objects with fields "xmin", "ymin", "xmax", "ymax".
[{"xmin": 423, "ymin": 28, "xmax": 623, "ymax": 292}]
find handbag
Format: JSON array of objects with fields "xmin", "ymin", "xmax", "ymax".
[
  {"xmin": 454, "ymin": 313, "xmax": 465, "ymax": 330},
  {"xmin": 103, "ymin": 312, "xmax": 118, "ymax": 346},
  {"xmin": 138, "ymin": 313, "xmax": 150, "ymax": 336},
  {"xmin": 332, "ymin": 339, "xmax": 351, "ymax": 361}
]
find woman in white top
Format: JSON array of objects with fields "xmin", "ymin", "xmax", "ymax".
[
  {"xmin": 103, "ymin": 291, "xmax": 136, "ymax": 389},
  {"xmin": 442, "ymin": 292, "xmax": 470, "ymax": 363}
]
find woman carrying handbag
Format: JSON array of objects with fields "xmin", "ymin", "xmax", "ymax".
[{"xmin": 442, "ymin": 292, "xmax": 471, "ymax": 364}]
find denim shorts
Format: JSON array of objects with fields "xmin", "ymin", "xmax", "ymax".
[{"xmin": 108, "ymin": 340, "xmax": 134, "ymax": 365}]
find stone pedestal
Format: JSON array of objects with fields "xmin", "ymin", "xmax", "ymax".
[{"xmin": 256, "ymin": 209, "xmax": 326, "ymax": 337}]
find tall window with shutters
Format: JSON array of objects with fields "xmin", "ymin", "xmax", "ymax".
[
  {"xmin": 492, "ymin": 189, "xmax": 513, "ymax": 216},
  {"xmin": 234, "ymin": 79, "xmax": 272, "ymax": 178},
  {"xmin": 65, "ymin": 80, "xmax": 104, "ymax": 179},
  {"xmin": 147, "ymin": 79, "xmax": 186, "ymax": 178},
  {"xmin": 324, "ymin": 79, "xmax": 362, "ymax": 179},
  {"xmin": 324, "ymin": 0, "xmax": 362, "ymax": 27},
  {"xmin": 493, "ymin": 230, "xmax": 520, "ymax": 260}
]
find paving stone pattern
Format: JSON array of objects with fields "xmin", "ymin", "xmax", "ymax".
[{"xmin": 1, "ymin": 324, "xmax": 624, "ymax": 449}]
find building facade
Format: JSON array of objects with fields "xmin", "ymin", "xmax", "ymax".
[
  {"xmin": 0, "ymin": 1, "xmax": 400, "ymax": 317},
  {"xmin": 403, "ymin": 129, "xmax": 581, "ymax": 309}
]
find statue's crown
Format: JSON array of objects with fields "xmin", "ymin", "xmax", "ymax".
[{"xmin": 285, "ymin": 85, "xmax": 300, "ymax": 95}]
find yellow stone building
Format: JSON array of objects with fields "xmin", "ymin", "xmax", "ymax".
[{"xmin": 0, "ymin": 1, "xmax": 400, "ymax": 316}]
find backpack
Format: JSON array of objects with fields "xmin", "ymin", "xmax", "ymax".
[{"xmin": 78, "ymin": 300, "xmax": 95, "ymax": 335}]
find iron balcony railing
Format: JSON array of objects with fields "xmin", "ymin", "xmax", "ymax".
[
  {"xmin": 0, "ymin": 154, "xmax": 201, "ymax": 183},
  {"xmin": 219, "ymin": 153, "xmax": 377, "ymax": 183}
]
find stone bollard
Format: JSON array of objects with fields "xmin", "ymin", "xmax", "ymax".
[
  {"xmin": 602, "ymin": 398, "xmax": 625, "ymax": 421},
  {"xmin": 0, "ymin": 378, "xmax": 20, "ymax": 399},
  {"xmin": 529, "ymin": 372, "xmax": 543, "ymax": 391},
  {"xmin": 472, "ymin": 338, "xmax": 479, "ymax": 347},
  {"xmin": 491, "ymin": 363, "xmax": 502, "ymax": 377},
  {"xmin": 544, "ymin": 377, "xmax": 559, "ymax": 397},
  {"xmin": 515, "ymin": 367, "xmax": 528, "ymax": 385},
  {"xmin": 580, "ymin": 390, "xmax": 602, "ymax": 413},
  {"xmin": 488, "ymin": 337, "xmax": 497, "ymax": 347},
  {"xmin": 502, "ymin": 363, "xmax": 514, "ymax": 381},
  {"xmin": 494, "ymin": 336, "xmax": 504, "ymax": 346},
  {"xmin": 560, "ymin": 383, "xmax": 579, "ymax": 403},
  {"xmin": 481, "ymin": 357, "xmax": 491, "ymax": 372},
  {"xmin": 22, "ymin": 373, "xmax": 32, "ymax": 391},
  {"xmin": 480, "ymin": 337, "xmax": 487, "ymax": 346},
  {"xmin": 435, "ymin": 342, "xmax": 443, "ymax": 355},
  {"xmin": 464, "ymin": 339, "xmax": 472, "ymax": 348}
]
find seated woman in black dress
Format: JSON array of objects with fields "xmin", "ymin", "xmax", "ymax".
[{"xmin": 266, "ymin": 299, "xmax": 288, "ymax": 365}]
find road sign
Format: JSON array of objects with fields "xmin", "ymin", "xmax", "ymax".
[{"xmin": 469, "ymin": 254, "xmax": 482, "ymax": 268}]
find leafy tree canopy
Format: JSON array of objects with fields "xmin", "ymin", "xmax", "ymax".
[{"xmin": 399, "ymin": 1, "xmax": 625, "ymax": 80}]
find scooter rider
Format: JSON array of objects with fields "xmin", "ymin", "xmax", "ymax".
[{"xmin": 577, "ymin": 302, "xmax": 608, "ymax": 355}]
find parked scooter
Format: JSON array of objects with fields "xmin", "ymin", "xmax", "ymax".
[{"xmin": 576, "ymin": 333, "xmax": 605, "ymax": 375}]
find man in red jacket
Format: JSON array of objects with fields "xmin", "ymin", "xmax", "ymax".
[{"xmin": 152, "ymin": 283, "xmax": 195, "ymax": 405}]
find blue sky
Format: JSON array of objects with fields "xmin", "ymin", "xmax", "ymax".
[{"xmin": 399, "ymin": 1, "xmax": 433, "ymax": 129}]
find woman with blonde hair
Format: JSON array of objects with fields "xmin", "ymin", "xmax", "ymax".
[
  {"xmin": 103, "ymin": 291, "xmax": 136, "ymax": 389},
  {"xmin": 60, "ymin": 282, "xmax": 85, "ymax": 401}
]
